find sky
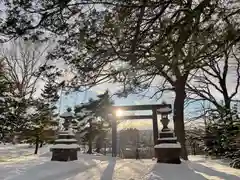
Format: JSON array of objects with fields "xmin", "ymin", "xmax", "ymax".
[
  {"xmin": 45, "ymin": 59, "xmax": 239, "ymax": 131},
  {"xmin": 0, "ymin": 38, "xmax": 200, "ymax": 130},
  {"xmin": 2, "ymin": 38, "xmax": 239, "ymax": 131},
  {"xmin": 55, "ymin": 66, "xmax": 205, "ymax": 116},
  {"xmin": 56, "ymin": 82, "xmax": 206, "ymax": 130},
  {"xmin": 54, "ymin": 64, "xmax": 240, "ymax": 130}
]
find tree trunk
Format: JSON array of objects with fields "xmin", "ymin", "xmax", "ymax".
[
  {"xmin": 96, "ymin": 147, "xmax": 100, "ymax": 153},
  {"xmin": 34, "ymin": 135, "xmax": 39, "ymax": 154},
  {"xmin": 96, "ymin": 136, "xmax": 100, "ymax": 153},
  {"xmin": 40, "ymin": 141, "xmax": 43, "ymax": 148},
  {"xmin": 96, "ymin": 134, "xmax": 103, "ymax": 153},
  {"xmin": 173, "ymin": 80, "xmax": 188, "ymax": 160},
  {"xmin": 96, "ymin": 140, "xmax": 101, "ymax": 153},
  {"xmin": 104, "ymin": 143, "xmax": 107, "ymax": 155},
  {"xmin": 11, "ymin": 134, "xmax": 16, "ymax": 144},
  {"xmin": 0, "ymin": 130, "xmax": 5, "ymax": 143},
  {"xmin": 87, "ymin": 139, "xmax": 92, "ymax": 154},
  {"xmin": 87, "ymin": 120, "xmax": 93, "ymax": 154}
]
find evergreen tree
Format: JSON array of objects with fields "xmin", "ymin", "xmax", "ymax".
[
  {"xmin": 205, "ymin": 103, "xmax": 240, "ymax": 160},
  {"xmin": 22, "ymin": 73, "xmax": 60, "ymax": 154},
  {"xmin": 40, "ymin": 74, "xmax": 60, "ymax": 103},
  {"xmin": 0, "ymin": 59, "xmax": 19, "ymax": 143},
  {"xmin": 0, "ymin": 59, "xmax": 10, "ymax": 142},
  {"xmin": 39, "ymin": 74, "xmax": 60, "ymax": 145},
  {"xmin": 74, "ymin": 90, "xmax": 113, "ymax": 154}
]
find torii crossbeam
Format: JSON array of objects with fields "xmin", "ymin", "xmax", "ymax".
[{"xmin": 109, "ymin": 104, "xmax": 172, "ymax": 157}]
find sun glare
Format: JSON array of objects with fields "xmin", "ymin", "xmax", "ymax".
[{"xmin": 116, "ymin": 109, "xmax": 123, "ymax": 117}]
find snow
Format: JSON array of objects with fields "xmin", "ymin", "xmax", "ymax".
[
  {"xmin": 160, "ymin": 131, "xmax": 174, "ymax": 134},
  {"xmin": 60, "ymin": 111, "xmax": 74, "ymax": 118},
  {"xmin": 58, "ymin": 131, "xmax": 69, "ymax": 134},
  {"xmin": 75, "ymin": 112, "xmax": 85, "ymax": 116},
  {"xmin": 188, "ymin": 155, "xmax": 240, "ymax": 179},
  {"xmin": 157, "ymin": 137, "xmax": 177, "ymax": 140},
  {"xmin": 0, "ymin": 143, "xmax": 50, "ymax": 163},
  {"xmin": 0, "ymin": 96, "xmax": 5, "ymax": 102},
  {"xmin": 25, "ymin": 106, "xmax": 38, "ymax": 115},
  {"xmin": 50, "ymin": 143, "xmax": 80, "ymax": 149},
  {"xmin": 82, "ymin": 115, "xmax": 95, "ymax": 122},
  {"xmin": 0, "ymin": 146, "xmax": 240, "ymax": 180},
  {"xmin": 154, "ymin": 142, "xmax": 181, "ymax": 148},
  {"xmin": 58, "ymin": 130, "xmax": 75, "ymax": 136},
  {"xmin": 54, "ymin": 139, "xmax": 77, "ymax": 143},
  {"xmin": 44, "ymin": 126, "xmax": 58, "ymax": 130},
  {"xmin": 157, "ymin": 107, "xmax": 172, "ymax": 113}
]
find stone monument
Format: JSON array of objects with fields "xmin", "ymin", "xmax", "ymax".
[
  {"xmin": 154, "ymin": 106, "xmax": 181, "ymax": 164},
  {"xmin": 50, "ymin": 108, "xmax": 80, "ymax": 161}
]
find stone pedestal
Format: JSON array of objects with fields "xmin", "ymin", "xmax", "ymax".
[
  {"xmin": 51, "ymin": 149, "xmax": 78, "ymax": 161},
  {"xmin": 154, "ymin": 113, "xmax": 181, "ymax": 164},
  {"xmin": 155, "ymin": 130, "xmax": 181, "ymax": 164},
  {"xmin": 50, "ymin": 130, "xmax": 80, "ymax": 161}
]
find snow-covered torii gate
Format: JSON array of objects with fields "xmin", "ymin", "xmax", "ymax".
[{"xmin": 108, "ymin": 104, "xmax": 172, "ymax": 157}]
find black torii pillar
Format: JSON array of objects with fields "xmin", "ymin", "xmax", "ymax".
[
  {"xmin": 152, "ymin": 107, "xmax": 159, "ymax": 145},
  {"xmin": 111, "ymin": 115, "xmax": 117, "ymax": 157}
]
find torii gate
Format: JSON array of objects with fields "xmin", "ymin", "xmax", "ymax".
[{"xmin": 109, "ymin": 104, "xmax": 172, "ymax": 157}]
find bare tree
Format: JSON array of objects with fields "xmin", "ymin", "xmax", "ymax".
[
  {"xmin": 0, "ymin": 39, "xmax": 53, "ymax": 133},
  {"xmin": 187, "ymin": 44, "xmax": 240, "ymax": 115},
  {"xmin": 1, "ymin": 39, "xmax": 52, "ymax": 99}
]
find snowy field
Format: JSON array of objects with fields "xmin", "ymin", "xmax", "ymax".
[
  {"xmin": 0, "ymin": 144, "xmax": 239, "ymax": 180},
  {"xmin": 0, "ymin": 143, "xmax": 50, "ymax": 163}
]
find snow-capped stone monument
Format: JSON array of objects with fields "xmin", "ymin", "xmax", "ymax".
[
  {"xmin": 154, "ymin": 106, "xmax": 181, "ymax": 164},
  {"xmin": 50, "ymin": 108, "xmax": 80, "ymax": 161}
]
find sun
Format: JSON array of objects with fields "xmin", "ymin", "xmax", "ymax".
[{"xmin": 116, "ymin": 109, "xmax": 123, "ymax": 117}]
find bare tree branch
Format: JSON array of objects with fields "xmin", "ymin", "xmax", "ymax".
[
  {"xmin": 0, "ymin": 39, "xmax": 52, "ymax": 99},
  {"xmin": 187, "ymin": 44, "xmax": 240, "ymax": 115}
]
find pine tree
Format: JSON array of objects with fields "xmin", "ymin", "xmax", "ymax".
[
  {"xmin": 0, "ymin": 59, "xmax": 10, "ymax": 142},
  {"xmin": 39, "ymin": 77, "xmax": 59, "ymax": 146},
  {"xmin": 22, "ymin": 74, "xmax": 60, "ymax": 154},
  {"xmin": 205, "ymin": 102, "xmax": 240, "ymax": 159},
  {"xmin": 40, "ymin": 74, "xmax": 59, "ymax": 103},
  {"xmin": 0, "ymin": 59, "xmax": 18, "ymax": 143},
  {"xmin": 74, "ymin": 101, "xmax": 101, "ymax": 154},
  {"xmin": 74, "ymin": 90, "xmax": 113, "ymax": 154}
]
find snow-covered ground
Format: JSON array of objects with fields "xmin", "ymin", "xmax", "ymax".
[
  {"xmin": 0, "ymin": 143, "xmax": 49, "ymax": 163},
  {"xmin": 0, "ymin": 144, "xmax": 239, "ymax": 180}
]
